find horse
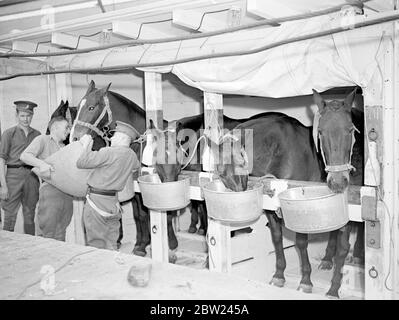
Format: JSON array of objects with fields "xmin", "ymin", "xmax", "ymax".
[
  {"xmin": 47, "ymin": 100, "xmax": 77, "ymax": 144},
  {"xmin": 155, "ymin": 88, "xmax": 363, "ymax": 298},
  {"xmin": 206, "ymin": 89, "xmax": 361, "ymax": 298},
  {"xmin": 69, "ymin": 80, "xmax": 211, "ymax": 257}
]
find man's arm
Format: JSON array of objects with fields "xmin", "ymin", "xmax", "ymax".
[
  {"xmin": 0, "ymin": 130, "xmax": 10, "ymax": 200},
  {"xmin": 20, "ymin": 136, "xmax": 53, "ymax": 173},
  {"xmin": 76, "ymin": 135, "xmax": 109, "ymax": 169},
  {"xmin": 0, "ymin": 158, "xmax": 8, "ymax": 200}
]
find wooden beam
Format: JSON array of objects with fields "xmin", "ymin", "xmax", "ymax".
[
  {"xmin": 51, "ymin": 32, "xmax": 100, "ymax": 49},
  {"xmin": 173, "ymin": 9, "xmax": 228, "ymax": 32},
  {"xmin": 0, "ymin": 0, "xmax": 240, "ymax": 43},
  {"xmin": 12, "ymin": 40, "xmax": 61, "ymax": 54},
  {"xmin": 246, "ymin": 0, "xmax": 299, "ymax": 19},
  {"xmin": 112, "ymin": 20, "xmax": 171, "ymax": 39}
]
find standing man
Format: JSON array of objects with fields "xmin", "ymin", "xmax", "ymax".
[
  {"xmin": 20, "ymin": 116, "xmax": 73, "ymax": 241},
  {"xmin": 0, "ymin": 101, "xmax": 41, "ymax": 234},
  {"xmin": 77, "ymin": 121, "xmax": 140, "ymax": 250}
]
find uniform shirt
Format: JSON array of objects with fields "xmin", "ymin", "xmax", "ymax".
[
  {"xmin": 76, "ymin": 146, "xmax": 139, "ymax": 192},
  {"xmin": 22, "ymin": 134, "xmax": 64, "ymax": 161},
  {"xmin": 21, "ymin": 134, "xmax": 65, "ymax": 188},
  {"xmin": 0, "ymin": 126, "xmax": 41, "ymax": 166}
]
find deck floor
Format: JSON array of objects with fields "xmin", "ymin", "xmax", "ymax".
[{"xmin": 0, "ymin": 230, "xmax": 328, "ymax": 300}]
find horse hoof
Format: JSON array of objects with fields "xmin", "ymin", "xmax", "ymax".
[
  {"xmin": 197, "ymin": 229, "xmax": 205, "ymax": 236},
  {"xmin": 132, "ymin": 248, "xmax": 146, "ymax": 257},
  {"xmin": 269, "ymin": 277, "xmax": 285, "ymax": 288},
  {"xmin": 188, "ymin": 226, "xmax": 197, "ymax": 234},
  {"xmin": 297, "ymin": 284, "xmax": 313, "ymax": 294},
  {"xmin": 326, "ymin": 291, "xmax": 340, "ymax": 299},
  {"xmin": 169, "ymin": 252, "xmax": 177, "ymax": 264},
  {"xmin": 318, "ymin": 260, "xmax": 333, "ymax": 270}
]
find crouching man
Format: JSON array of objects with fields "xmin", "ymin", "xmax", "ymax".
[
  {"xmin": 20, "ymin": 116, "xmax": 72, "ymax": 241},
  {"xmin": 77, "ymin": 121, "xmax": 139, "ymax": 250}
]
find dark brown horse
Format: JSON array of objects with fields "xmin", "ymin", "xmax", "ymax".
[{"xmin": 207, "ymin": 89, "xmax": 361, "ymax": 298}]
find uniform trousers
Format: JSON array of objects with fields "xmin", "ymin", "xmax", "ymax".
[
  {"xmin": 37, "ymin": 183, "xmax": 73, "ymax": 241},
  {"xmin": 1, "ymin": 167, "xmax": 39, "ymax": 235}
]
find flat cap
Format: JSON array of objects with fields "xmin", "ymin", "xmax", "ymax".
[
  {"xmin": 14, "ymin": 100, "xmax": 37, "ymax": 114},
  {"xmin": 114, "ymin": 120, "xmax": 138, "ymax": 139}
]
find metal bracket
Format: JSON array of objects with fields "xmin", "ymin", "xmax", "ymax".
[{"xmin": 365, "ymin": 220, "xmax": 381, "ymax": 249}]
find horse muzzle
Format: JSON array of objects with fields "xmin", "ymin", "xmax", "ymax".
[{"xmin": 327, "ymin": 171, "xmax": 349, "ymax": 193}]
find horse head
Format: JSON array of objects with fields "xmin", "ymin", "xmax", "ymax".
[
  {"xmin": 312, "ymin": 88, "xmax": 357, "ymax": 193},
  {"xmin": 70, "ymin": 80, "xmax": 113, "ymax": 143},
  {"xmin": 208, "ymin": 129, "xmax": 250, "ymax": 192},
  {"xmin": 148, "ymin": 119, "xmax": 185, "ymax": 182}
]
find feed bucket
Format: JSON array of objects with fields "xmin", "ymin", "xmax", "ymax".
[
  {"xmin": 137, "ymin": 174, "xmax": 190, "ymax": 211},
  {"xmin": 202, "ymin": 180, "xmax": 263, "ymax": 223},
  {"xmin": 32, "ymin": 141, "xmax": 91, "ymax": 197},
  {"xmin": 278, "ymin": 186, "xmax": 349, "ymax": 233}
]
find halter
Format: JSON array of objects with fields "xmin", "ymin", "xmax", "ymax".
[
  {"xmin": 74, "ymin": 95, "xmax": 113, "ymax": 144},
  {"xmin": 313, "ymin": 110, "xmax": 359, "ymax": 173}
]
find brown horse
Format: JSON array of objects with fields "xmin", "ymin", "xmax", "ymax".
[{"xmin": 207, "ymin": 89, "xmax": 360, "ymax": 298}]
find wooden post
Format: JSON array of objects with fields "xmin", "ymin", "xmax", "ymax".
[
  {"xmin": 203, "ymin": 91, "xmax": 233, "ymax": 273},
  {"xmin": 144, "ymin": 71, "xmax": 169, "ymax": 263},
  {"xmin": 362, "ymin": 20, "xmax": 398, "ymax": 299}
]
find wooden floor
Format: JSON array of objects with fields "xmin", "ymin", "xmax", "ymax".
[{"xmin": 0, "ymin": 230, "xmax": 329, "ymax": 300}]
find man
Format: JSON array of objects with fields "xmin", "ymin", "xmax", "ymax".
[
  {"xmin": 0, "ymin": 101, "xmax": 41, "ymax": 234},
  {"xmin": 77, "ymin": 121, "xmax": 140, "ymax": 250},
  {"xmin": 20, "ymin": 116, "xmax": 73, "ymax": 241}
]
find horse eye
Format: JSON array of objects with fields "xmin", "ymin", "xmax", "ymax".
[{"xmin": 88, "ymin": 106, "xmax": 95, "ymax": 111}]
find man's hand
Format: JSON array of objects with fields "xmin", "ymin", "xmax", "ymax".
[
  {"xmin": 39, "ymin": 162, "xmax": 54, "ymax": 174},
  {"xmin": 0, "ymin": 185, "xmax": 9, "ymax": 201},
  {"xmin": 80, "ymin": 134, "xmax": 93, "ymax": 150}
]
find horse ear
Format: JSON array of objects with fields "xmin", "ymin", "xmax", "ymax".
[
  {"xmin": 149, "ymin": 119, "xmax": 156, "ymax": 130},
  {"xmin": 344, "ymin": 88, "xmax": 357, "ymax": 111},
  {"xmin": 105, "ymin": 82, "xmax": 112, "ymax": 93},
  {"xmin": 312, "ymin": 89, "xmax": 326, "ymax": 113},
  {"xmin": 86, "ymin": 80, "xmax": 96, "ymax": 95},
  {"xmin": 64, "ymin": 100, "xmax": 69, "ymax": 108}
]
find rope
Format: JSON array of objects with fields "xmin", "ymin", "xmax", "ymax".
[{"xmin": 0, "ymin": 0, "xmax": 372, "ymax": 59}]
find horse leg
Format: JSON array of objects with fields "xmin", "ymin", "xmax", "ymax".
[
  {"xmin": 198, "ymin": 202, "xmax": 208, "ymax": 236},
  {"xmin": 117, "ymin": 217, "xmax": 123, "ymax": 249},
  {"xmin": 353, "ymin": 222, "xmax": 364, "ymax": 265},
  {"xmin": 296, "ymin": 233, "xmax": 313, "ymax": 293},
  {"xmin": 265, "ymin": 210, "xmax": 286, "ymax": 287},
  {"xmin": 167, "ymin": 210, "xmax": 178, "ymax": 264},
  {"xmin": 188, "ymin": 201, "xmax": 199, "ymax": 234},
  {"xmin": 319, "ymin": 230, "xmax": 338, "ymax": 270},
  {"xmin": 132, "ymin": 195, "xmax": 150, "ymax": 257},
  {"xmin": 327, "ymin": 224, "xmax": 352, "ymax": 298}
]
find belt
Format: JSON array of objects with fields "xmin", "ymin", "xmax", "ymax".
[
  {"xmin": 88, "ymin": 186, "xmax": 118, "ymax": 197},
  {"xmin": 7, "ymin": 164, "xmax": 33, "ymax": 169}
]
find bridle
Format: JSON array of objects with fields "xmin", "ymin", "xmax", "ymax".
[
  {"xmin": 74, "ymin": 95, "xmax": 113, "ymax": 144},
  {"xmin": 313, "ymin": 110, "xmax": 358, "ymax": 173}
]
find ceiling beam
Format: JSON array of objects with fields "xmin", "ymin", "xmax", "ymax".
[
  {"xmin": 246, "ymin": 0, "xmax": 299, "ymax": 19},
  {"xmin": 51, "ymin": 32, "xmax": 100, "ymax": 49},
  {"xmin": 172, "ymin": 8, "xmax": 230, "ymax": 32},
  {"xmin": 12, "ymin": 40, "xmax": 61, "ymax": 53},
  {"xmin": 0, "ymin": 0, "xmax": 240, "ymax": 43},
  {"xmin": 112, "ymin": 20, "xmax": 171, "ymax": 39}
]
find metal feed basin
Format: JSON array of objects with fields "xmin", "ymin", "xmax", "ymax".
[
  {"xmin": 138, "ymin": 174, "xmax": 190, "ymax": 211},
  {"xmin": 202, "ymin": 180, "xmax": 263, "ymax": 223},
  {"xmin": 278, "ymin": 186, "xmax": 349, "ymax": 234}
]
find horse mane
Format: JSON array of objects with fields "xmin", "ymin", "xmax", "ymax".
[{"xmin": 108, "ymin": 90, "xmax": 146, "ymax": 117}]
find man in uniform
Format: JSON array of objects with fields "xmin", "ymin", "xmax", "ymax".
[
  {"xmin": 0, "ymin": 101, "xmax": 41, "ymax": 234},
  {"xmin": 77, "ymin": 121, "xmax": 140, "ymax": 250},
  {"xmin": 20, "ymin": 116, "xmax": 73, "ymax": 241}
]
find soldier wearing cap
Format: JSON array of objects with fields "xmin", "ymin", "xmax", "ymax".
[
  {"xmin": 0, "ymin": 101, "xmax": 41, "ymax": 234},
  {"xmin": 76, "ymin": 121, "xmax": 140, "ymax": 250}
]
